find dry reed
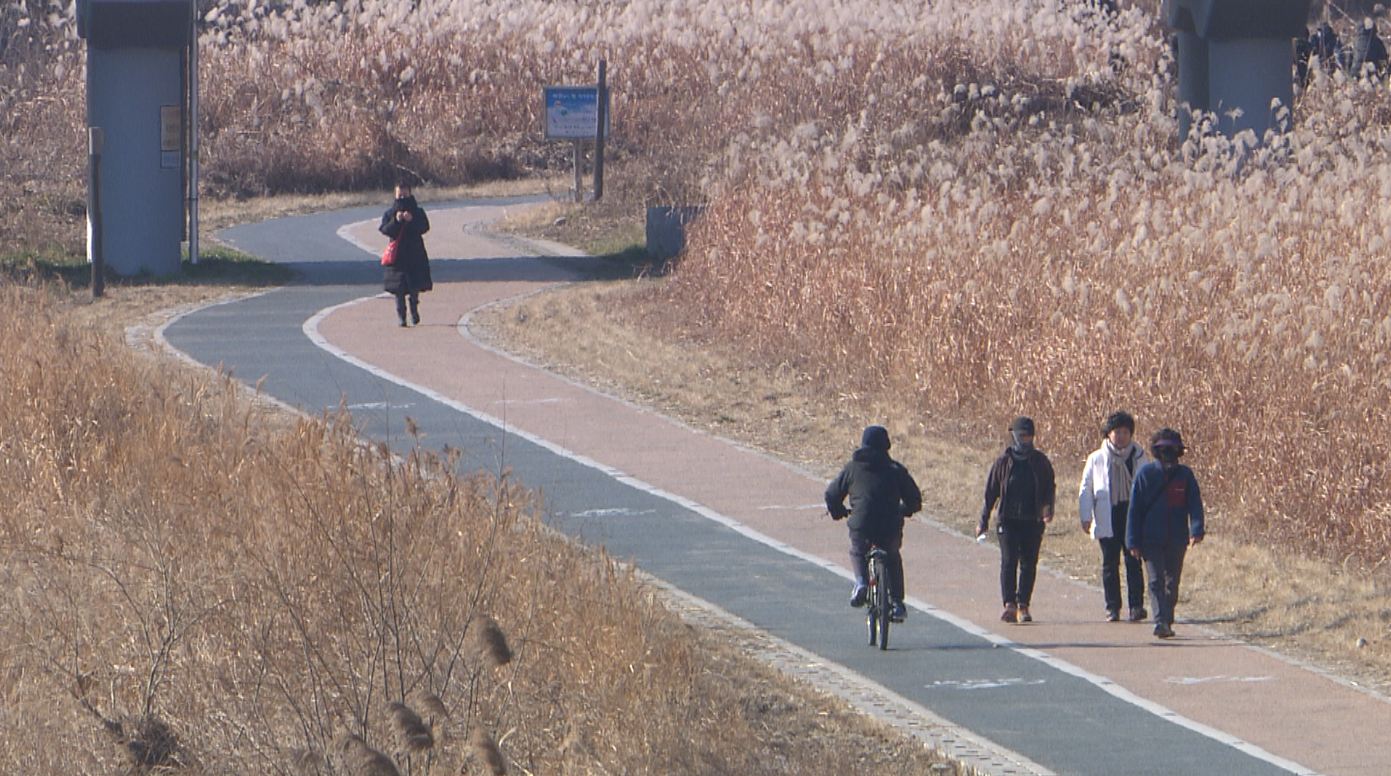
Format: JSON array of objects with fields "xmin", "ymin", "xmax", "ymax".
[
  {"xmin": 388, "ymin": 702, "xmax": 435, "ymax": 753},
  {"xmin": 469, "ymin": 728, "xmax": 507, "ymax": 776},
  {"xmin": 471, "ymin": 616, "xmax": 514, "ymax": 668},
  {"xmin": 341, "ymin": 734, "xmax": 403, "ymax": 776}
]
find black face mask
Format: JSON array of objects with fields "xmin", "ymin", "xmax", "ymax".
[
  {"xmin": 395, "ymin": 195, "xmax": 416, "ymax": 209},
  {"xmin": 1155, "ymin": 447, "xmax": 1180, "ymax": 464}
]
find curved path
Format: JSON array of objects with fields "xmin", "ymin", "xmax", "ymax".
[{"xmin": 162, "ymin": 200, "xmax": 1391, "ymax": 776}]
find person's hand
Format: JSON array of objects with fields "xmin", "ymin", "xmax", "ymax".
[
  {"xmin": 1042, "ymin": 510, "xmax": 1054, "ymax": 524},
  {"xmin": 1128, "ymin": 547, "xmax": 1143, "ymax": 559},
  {"xmin": 1189, "ymin": 534, "xmax": 1204, "ymax": 547},
  {"xmin": 1081, "ymin": 520, "xmax": 1092, "ymax": 535}
]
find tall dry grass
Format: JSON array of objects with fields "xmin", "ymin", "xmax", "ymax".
[
  {"xmin": 4, "ymin": 0, "xmax": 1387, "ymax": 560},
  {"xmin": 0, "ymin": 279, "xmax": 955, "ymax": 773}
]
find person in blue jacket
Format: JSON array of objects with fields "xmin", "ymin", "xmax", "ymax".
[
  {"xmin": 1126, "ymin": 428, "xmax": 1204, "ymax": 639},
  {"xmin": 825, "ymin": 425, "xmax": 923, "ymax": 623}
]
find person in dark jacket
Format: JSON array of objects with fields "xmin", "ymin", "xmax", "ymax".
[
  {"xmin": 825, "ymin": 425, "xmax": 923, "ymax": 622},
  {"xmin": 380, "ymin": 182, "xmax": 433, "ymax": 327},
  {"xmin": 977, "ymin": 416, "xmax": 1056, "ymax": 624},
  {"xmin": 1126, "ymin": 428, "xmax": 1205, "ymax": 639}
]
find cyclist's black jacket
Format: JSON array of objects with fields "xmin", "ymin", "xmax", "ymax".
[{"xmin": 825, "ymin": 446, "xmax": 923, "ymax": 534}]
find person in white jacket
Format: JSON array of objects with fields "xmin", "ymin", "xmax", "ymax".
[{"xmin": 1078, "ymin": 411, "xmax": 1148, "ymax": 622}]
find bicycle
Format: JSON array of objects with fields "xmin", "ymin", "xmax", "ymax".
[{"xmin": 865, "ymin": 546, "xmax": 892, "ymax": 650}]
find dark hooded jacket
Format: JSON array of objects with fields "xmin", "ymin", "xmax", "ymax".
[
  {"xmin": 380, "ymin": 196, "xmax": 433, "ymax": 295},
  {"xmin": 825, "ymin": 447, "xmax": 923, "ymax": 535},
  {"xmin": 978, "ymin": 446, "xmax": 1056, "ymax": 533}
]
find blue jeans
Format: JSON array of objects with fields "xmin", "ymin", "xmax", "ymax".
[{"xmin": 849, "ymin": 526, "xmax": 904, "ymax": 602}]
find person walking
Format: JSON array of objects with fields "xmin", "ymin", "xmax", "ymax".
[
  {"xmin": 1078, "ymin": 411, "xmax": 1148, "ymax": 623},
  {"xmin": 825, "ymin": 425, "xmax": 923, "ymax": 623},
  {"xmin": 977, "ymin": 416, "xmax": 1056, "ymax": 624},
  {"xmin": 380, "ymin": 182, "xmax": 433, "ymax": 327},
  {"xmin": 1126, "ymin": 428, "xmax": 1205, "ymax": 639}
]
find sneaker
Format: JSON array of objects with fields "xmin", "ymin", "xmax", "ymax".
[
  {"xmin": 399, "ymin": 319, "xmax": 408, "ymax": 328},
  {"xmin": 411, "ymin": 311, "xmax": 421, "ymax": 325},
  {"xmin": 1129, "ymin": 607, "xmax": 1148, "ymax": 622},
  {"xmin": 1105, "ymin": 609, "xmax": 1120, "ymax": 622},
  {"xmin": 1154, "ymin": 623, "xmax": 1175, "ymax": 639},
  {"xmin": 890, "ymin": 601, "xmax": 907, "ymax": 622},
  {"xmin": 1017, "ymin": 606, "xmax": 1032, "ymax": 623},
  {"xmin": 849, "ymin": 585, "xmax": 868, "ymax": 608},
  {"xmin": 1001, "ymin": 603, "xmax": 1017, "ymax": 622}
]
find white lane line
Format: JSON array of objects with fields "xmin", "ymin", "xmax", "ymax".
[
  {"xmin": 929, "ymin": 678, "xmax": 1048, "ymax": 691},
  {"xmin": 336, "ymin": 220, "xmax": 381, "ymax": 256},
  {"xmin": 303, "ymin": 292, "xmax": 1318, "ymax": 776},
  {"xmin": 1168, "ymin": 676, "xmax": 1273, "ymax": 686},
  {"xmin": 493, "ymin": 397, "xmax": 570, "ymax": 406},
  {"xmin": 567, "ymin": 507, "xmax": 659, "ymax": 519}
]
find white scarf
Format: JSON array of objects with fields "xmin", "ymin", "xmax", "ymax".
[{"xmin": 1104, "ymin": 439, "xmax": 1138, "ymax": 506}]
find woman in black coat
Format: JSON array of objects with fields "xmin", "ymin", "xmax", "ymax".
[{"xmin": 380, "ymin": 183, "xmax": 433, "ymax": 327}]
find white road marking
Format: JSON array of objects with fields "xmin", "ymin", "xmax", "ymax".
[
  {"xmin": 493, "ymin": 397, "xmax": 569, "ymax": 406},
  {"xmin": 567, "ymin": 507, "xmax": 659, "ymax": 519},
  {"xmin": 757, "ymin": 503, "xmax": 826, "ymax": 511},
  {"xmin": 345, "ymin": 401, "xmax": 413, "ymax": 411},
  {"xmin": 1169, "ymin": 676, "xmax": 1273, "ymax": 686},
  {"xmin": 929, "ymin": 678, "xmax": 1048, "ymax": 691}
]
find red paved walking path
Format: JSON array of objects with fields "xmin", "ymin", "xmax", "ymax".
[{"xmin": 319, "ymin": 206, "xmax": 1391, "ymax": 776}]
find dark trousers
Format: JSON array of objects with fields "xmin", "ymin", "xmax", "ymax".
[
  {"xmin": 1142, "ymin": 542, "xmax": 1188, "ymax": 627},
  {"xmin": 850, "ymin": 526, "xmax": 904, "ymax": 602},
  {"xmin": 395, "ymin": 292, "xmax": 419, "ymax": 322},
  {"xmin": 999, "ymin": 521, "xmax": 1043, "ymax": 606},
  {"xmin": 1099, "ymin": 501, "xmax": 1145, "ymax": 611}
]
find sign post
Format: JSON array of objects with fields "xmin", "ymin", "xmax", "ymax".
[
  {"xmin": 88, "ymin": 127, "xmax": 104, "ymax": 298},
  {"xmin": 543, "ymin": 63, "xmax": 611, "ymax": 202},
  {"xmin": 594, "ymin": 59, "xmax": 607, "ymax": 201}
]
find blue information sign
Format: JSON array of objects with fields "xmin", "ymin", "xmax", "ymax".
[{"xmin": 543, "ymin": 85, "xmax": 610, "ymax": 140}]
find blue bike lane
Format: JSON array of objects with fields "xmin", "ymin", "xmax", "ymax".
[{"xmin": 161, "ymin": 201, "xmax": 1339, "ymax": 776}]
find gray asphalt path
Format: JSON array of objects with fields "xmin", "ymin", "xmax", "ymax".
[{"xmin": 162, "ymin": 200, "xmax": 1306, "ymax": 776}]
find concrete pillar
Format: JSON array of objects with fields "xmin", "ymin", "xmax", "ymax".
[{"xmin": 86, "ymin": 46, "xmax": 185, "ymax": 275}]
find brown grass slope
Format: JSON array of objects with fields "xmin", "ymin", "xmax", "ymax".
[{"xmin": 0, "ymin": 279, "xmax": 960, "ymax": 774}]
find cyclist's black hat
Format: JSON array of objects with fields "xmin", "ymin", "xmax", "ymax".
[
  {"xmin": 1101, "ymin": 411, "xmax": 1135, "ymax": 438},
  {"xmin": 861, "ymin": 425, "xmax": 891, "ymax": 451},
  {"xmin": 1009, "ymin": 416, "xmax": 1035, "ymax": 435}
]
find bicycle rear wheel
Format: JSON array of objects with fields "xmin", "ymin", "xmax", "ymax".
[{"xmin": 872, "ymin": 556, "xmax": 890, "ymax": 650}]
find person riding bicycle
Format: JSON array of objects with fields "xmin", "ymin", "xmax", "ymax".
[{"xmin": 825, "ymin": 425, "xmax": 923, "ymax": 623}]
